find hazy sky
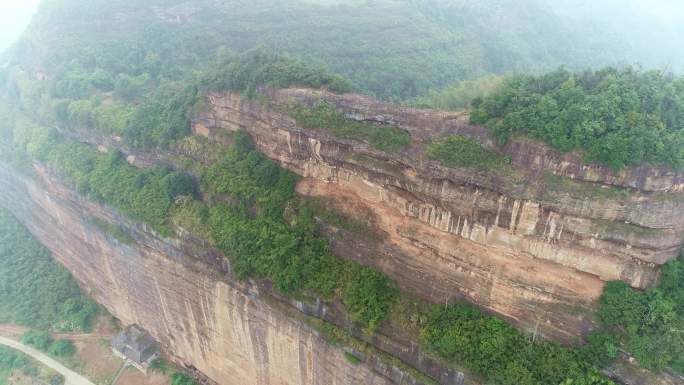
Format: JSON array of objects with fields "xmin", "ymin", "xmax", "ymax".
[{"xmin": 0, "ymin": 0, "xmax": 40, "ymax": 52}]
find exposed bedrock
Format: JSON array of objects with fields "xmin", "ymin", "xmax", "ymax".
[
  {"xmin": 194, "ymin": 90, "xmax": 684, "ymax": 342},
  {"xmin": 0, "ymin": 164, "xmax": 460, "ymax": 385}
]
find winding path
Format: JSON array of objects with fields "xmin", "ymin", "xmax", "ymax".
[{"xmin": 0, "ymin": 335, "xmax": 95, "ymax": 385}]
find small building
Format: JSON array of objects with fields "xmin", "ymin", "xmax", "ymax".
[{"xmin": 111, "ymin": 325, "xmax": 160, "ymax": 373}]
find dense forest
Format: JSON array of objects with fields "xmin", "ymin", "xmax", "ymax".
[
  {"xmin": 0, "ymin": 209, "xmax": 98, "ymax": 332},
  {"xmin": 3, "ymin": 0, "xmax": 674, "ymax": 101},
  {"xmin": 470, "ymin": 68, "xmax": 684, "ymax": 170}
]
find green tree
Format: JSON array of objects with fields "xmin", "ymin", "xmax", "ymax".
[
  {"xmin": 170, "ymin": 372, "xmax": 197, "ymax": 385},
  {"xmin": 21, "ymin": 331, "xmax": 53, "ymax": 351},
  {"xmin": 471, "ymin": 68, "xmax": 684, "ymax": 170},
  {"xmin": 343, "ymin": 266, "xmax": 396, "ymax": 331},
  {"xmin": 48, "ymin": 340, "xmax": 76, "ymax": 357}
]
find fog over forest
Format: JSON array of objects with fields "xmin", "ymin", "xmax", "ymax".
[
  {"xmin": 548, "ymin": 0, "xmax": 684, "ymax": 71},
  {"xmin": 2, "ymin": 0, "xmax": 683, "ymax": 73},
  {"xmin": 0, "ymin": 0, "xmax": 39, "ymax": 52}
]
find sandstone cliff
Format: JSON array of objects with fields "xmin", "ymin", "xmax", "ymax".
[
  {"xmin": 193, "ymin": 89, "xmax": 684, "ymax": 343},
  {"xmin": 1, "ymin": 87, "xmax": 683, "ymax": 385},
  {"xmin": 0, "ymin": 164, "xmax": 476, "ymax": 385}
]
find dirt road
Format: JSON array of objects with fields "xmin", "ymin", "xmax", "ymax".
[
  {"xmin": 0, "ymin": 335, "xmax": 95, "ymax": 385},
  {"xmin": 0, "ymin": 324, "xmax": 100, "ymax": 342}
]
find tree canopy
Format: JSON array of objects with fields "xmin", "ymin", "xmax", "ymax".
[
  {"xmin": 0, "ymin": 209, "xmax": 98, "ymax": 332},
  {"xmin": 470, "ymin": 68, "xmax": 684, "ymax": 170}
]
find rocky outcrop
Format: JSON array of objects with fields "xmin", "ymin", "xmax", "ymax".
[
  {"xmin": 2, "ymin": 86, "xmax": 683, "ymax": 383},
  {"xmin": 264, "ymin": 89, "xmax": 684, "ymax": 193},
  {"xmin": 0, "ymin": 164, "xmax": 467, "ymax": 385},
  {"xmin": 194, "ymin": 89, "xmax": 684, "ymax": 342}
]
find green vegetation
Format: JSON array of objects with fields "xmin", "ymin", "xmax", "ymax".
[
  {"xmin": 1, "ymin": 0, "xmax": 681, "ymax": 383},
  {"xmin": 0, "ymin": 209, "xmax": 98, "ymax": 332},
  {"xmin": 203, "ymin": 131, "xmax": 396, "ymax": 330},
  {"xmin": 89, "ymin": 217, "xmax": 135, "ymax": 245},
  {"xmin": 78, "ymin": 156, "xmax": 194, "ymax": 236},
  {"xmin": 199, "ymin": 51, "xmax": 352, "ymax": 97},
  {"xmin": 1, "ymin": 114, "xmax": 626, "ymax": 382},
  {"xmin": 421, "ymin": 304, "xmax": 617, "ymax": 385},
  {"xmin": 426, "ymin": 136, "xmax": 510, "ymax": 170},
  {"xmin": 20, "ymin": 331, "xmax": 53, "ymax": 351},
  {"xmin": 290, "ymin": 102, "xmax": 411, "ymax": 152},
  {"xmin": 597, "ymin": 256, "xmax": 684, "ymax": 374},
  {"xmin": 47, "ymin": 340, "xmax": 76, "ymax": 358},
  {"xmin": 149, "ymin": 358, "xmax": 198, "ymax": 385},
  {"xmin": 9, "ymin": 45, "xmax": 350, "ymax": 151},
  {"xmin": 10, "ymin": 0, "xmax": 644, "ymax": 102},
  {"xmin": 470, "ymin": 68, "xmax": 684, "ymax": 170},
  {"xmin": 343, "ymin": 351, "xmax": 362, "ymax": 365},
  {"xmin": 303, "ymin": 198, "xmax": 371, "ymax": 235},
  {"xmin": 170, "ymin": 372, "xmax": 198, "ymax": 385},
  {"xmin": 542, "ymin": 173, "xmax": 632, "ymax": 201},
  {"xmin": 148, "ymin": 358, "xmax": 171, "ymax": 373},
  {"xmin": 0, "ymin": 347, "xmax": 65, "ymax": 385},
  {"xmin": 21, "ymin": 331, "xmax": 76, "ymax": 358},
  {"xmin": 170, "ymin": 198, "xmax": 213, "ymax": 243},
  {"xmin": 9, "ymin": 119, "xmax": 195, "ymax": 236},
  {"xmin": 0, "ymin": 347, "xmax": 30, "ymax": 385},
  {"xmin": 414, "ymin": 75, "xmax": 507, "ymax": 111},
  {"xmin": 343, "ymin": 267, "xmax": 396, "ymax": 331}
]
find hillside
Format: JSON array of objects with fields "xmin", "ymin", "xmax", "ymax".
[{"xmin": 3, "ymin": 0, "xmax": 653, "ymax": 100}]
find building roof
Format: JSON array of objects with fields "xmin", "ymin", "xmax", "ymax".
[{"xmin": 111, "ymin": 325, "xmax": 159, "ymax": 365}]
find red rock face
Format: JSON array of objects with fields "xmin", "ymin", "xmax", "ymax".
[
  {"xmin": 0, "ymin": 165, "xmax": 464, "ymax": 385},
  {"xmin": 194, "ymin": 90, "xmax": 684, "ymax": 343},
  {"xmin": 1, "ymin": 87, "xmax": 682, "ymax": 383},
  {"xmin": 264, "ymin": 88, "xmax": 684, "ymax": 192}
]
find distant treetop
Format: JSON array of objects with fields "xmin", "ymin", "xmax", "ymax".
[
  {"xmin": 199, "ymin": 51, "xmax": 352, "ymax": 96},
  {"xmin": 470, "ymin": 67, "xmax": 684, "ymax": 170}
]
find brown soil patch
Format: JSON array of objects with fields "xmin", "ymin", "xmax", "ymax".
[
  {"xmin": 0, "ymin": 325, "xmax": 27, "ymax": 340},
  {"xmin": 91, "ymin": 316, "xmax": 118, "ymax": 338},
  {"xmin": 116, "ymin": 367, "xmax": 170, "ymax": 385},
  {"xmin": 73, "ymin": 339, "xmax": 121, "ymax": 384},
  {"xmin": 6, "ymin": 370, "xmax": 35, "ymax": 385},
  {"xmin": 6, "ymin": 361, "xmax": 60, "ymax": 385}
]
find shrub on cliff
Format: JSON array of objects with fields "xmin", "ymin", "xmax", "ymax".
[
  {"xmin": 426, "ymin": 135, "xmax": 509, "ymax": 170},
  {"xmin": 343, "ymin": 266, "xmax": 396, "ymax": 331},
  {"xmin": 470, "ymin": 67, "xmax": 684, "ymax": 170},
  {"xmin": 204, "ymin": 130, "xmax": 395, "ymax": 330},
  {"xmin": 421, "ymin": 303, "xmax": 615, "ymax": 385},
  {"xmin": 413, "ymin": 74, "xmax": 508, "ymax": 111},
  {"xmin": 122, "ymin": 83, "xmax": 199, "ymax": 149},
  {"xmin": 170, "ymin": 372, "xmax": 197, "ymax": 385},
  {"xmin": 598, "ymin": 258, "xmax": 684, "ymax": 374},
  {"xmin": 289, "ymin": 102, "xmax": 411, "ymax": 152}
]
